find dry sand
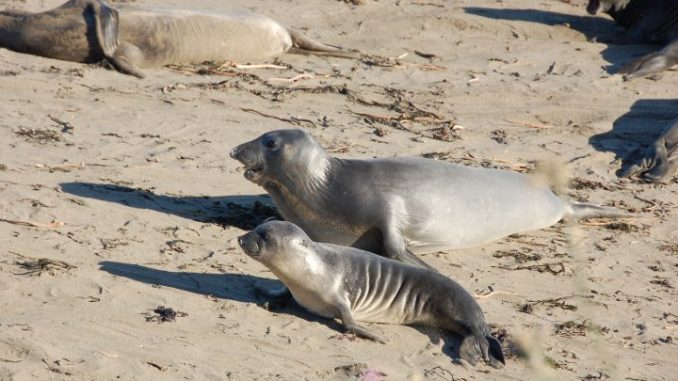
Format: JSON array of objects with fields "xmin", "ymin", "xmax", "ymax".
[{"xmin": 0, "ymin": 0, "xmax": 676, "ymax": 380}]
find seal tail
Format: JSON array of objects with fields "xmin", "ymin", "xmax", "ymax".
[
  {"xmin": 565, "ymin": 202, "xmax": 629, "ymax": 219},
  {"xmin": 286, "ymin": 29, "xmax": 359, "ymax": 59}
]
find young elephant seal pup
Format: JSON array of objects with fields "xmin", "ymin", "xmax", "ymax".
[
  {"xmin": 0, "ymin": 0, "xmax": 354, "ymax": 78},
  {"xmin": 586, "ymin": 0, "xmax": 678, "ymax": 77},
  {"xmin": 620, "ymin": 116, "xmax": 678, "ymax": 182},
  {"xmin": 231, "ymin": 129, "xmax": 623, "ymax": 268},
  {"xmin": 238, "ymin": 221, "xmax": 506, "ymax": 367}
]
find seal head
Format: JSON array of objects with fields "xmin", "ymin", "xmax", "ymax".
[
  {"xmin": 230, "ymin": 129, "xmax": 329, "ymax": 187},
  {"xmin": 587, "ymin": 0, "xmax": 631, "ymax": 15},
  {"xmin": 238, "ymin": 221, "xmax": 309, "ymax": 262},
  {"xmin": 587, "ymin": 0, "xmax": 601, "ymax": 15}
]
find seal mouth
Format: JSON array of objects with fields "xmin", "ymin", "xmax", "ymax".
[
  {"xmin": 242, "ymin": 163, "xmax": 264, "ymax": 183},
  {"xmin": 586, "ymin": 0, "xmax": 600, "ymax": 15},
  {"xmin": 244, "ymin": 163, "xmax": 263, "ymax": 177},
  {"xmin": 237, "ymin": 233, "xmax": 261, "ymax": 257}
]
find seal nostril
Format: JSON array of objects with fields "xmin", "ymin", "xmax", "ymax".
[{"xmin": 229, "ymin": 148, "xmax": 238, "ymax": 159}]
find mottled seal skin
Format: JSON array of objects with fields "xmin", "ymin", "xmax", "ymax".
[
  {"xmin": 621, "ymin": 117, "xmax": 678, "ymax": 182},
  {"xmin": 587, "ymin": 0, "xmax": 678, "ymax": 77},
  {"xmin": 0, "ymin": 0, "xmax": 354, "ymax": 78},
  {"xmin": 238, "ymin": 221, "xmax": 506, "ymax": 367},
  {"xmin": 230, "ymin": 129, "xmax": 624, "ymax": 269}
]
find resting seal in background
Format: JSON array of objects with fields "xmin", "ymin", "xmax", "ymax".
[
  {"xmin": 231, "ymin": 129, "xmax": 624, "ymax": 269},
  {"xmin": 238, "ymin": 221, "xmax": 506, "ymax": 367},
  {"xmin": 621, "ymin": 117, "xmax": 678, "ymax": 182},
  {"xmin": 586, "ymin": 0, "xmax": 678, "ymax": 77},
  {"xmin": 0, "ymin": 0, "xmax": 354, "ymax": 78}
]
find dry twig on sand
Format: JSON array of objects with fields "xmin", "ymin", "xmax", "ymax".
[
  {"xmin": 360, "ymin": 53, "xmax": 446, "ymax": 71},
  {"xmin": 0, "ymin": 217, "xmax": 64, "ymax": 229},
  {"xmin": 503, "ymin": 119, "xmax": 553, "ymax": 129},
  {"xmin": 240, "ymin": 107, "xmax": 317, "ymax": 128}
]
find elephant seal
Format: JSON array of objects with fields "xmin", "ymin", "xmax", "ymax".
[
  {"xmin": 230, "ymin": 129, "xmax": 624, "ymax": 269},
  {"xmin": 238, "ymin": 220, "xmax": 506, "ymax": 367},
  {"xmin": 586, "ymin": 0, "xmax": 678, "ymax": 78},
  {"xmin": 620, "ymin": 116, "xmax": 678, "ymax": 182},
  {"xmin": 0, "ymin": 0, "xmax": 354, "ymax": 78}
]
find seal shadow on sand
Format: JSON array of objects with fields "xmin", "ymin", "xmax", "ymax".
[
  {"xmin": 99, "ymin": 261, "xmax": 464, "ymax": 359},
  {"xmin": 59, "ymin": 182, "xmax": 280, "ymax": 230},
  {"xmin": 589, "ymin": 99, "xmax": 678, "ymax": 176},
  {"xmin": 99, "ymin": 261, "xmax": 333, "ymax": 324},
  {"xmin": 463, "ymin": 7, "xmax": 657, "ymax": 73}
]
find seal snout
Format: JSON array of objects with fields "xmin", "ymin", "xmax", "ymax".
[
  {"xmin": 230, "ymin": 141, "xmax": 265, "ymax": 182},
  {"xmin": 237, "ymin": 232, "xmax": 261, "ymax": 257}
]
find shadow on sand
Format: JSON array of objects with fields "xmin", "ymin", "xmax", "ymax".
[
  {"xmin": 463, "ymin": 7, "xmax": 657, "ymax": 73},
  {"xmin": 60, "ymin": 182, "xmax": 280, "ymax": 230},
  {"xmin": 99, "ymin": 260, "xmax": 334, "ymax": 324},
  {"xmin": 589, "ymin": 99, "xmax": 678, "ymax": 176}
]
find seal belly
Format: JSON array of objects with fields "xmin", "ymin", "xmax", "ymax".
[
  {"xmin": 401, "ymin": 170, "xmax": 567, "ymax": 253},
  {"xmin": 117, "ymin": 9, "xmax": 292, "ymax": 67}
]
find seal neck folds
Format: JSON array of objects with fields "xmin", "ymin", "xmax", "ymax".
[{"xmin": 266, "ymin": 143, "xmax": 332, "ymax": 196}]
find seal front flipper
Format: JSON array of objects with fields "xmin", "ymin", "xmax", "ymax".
[
  {"xmin": 337, "ymin": 304, "xmax": 387, "ymax": 344},
  {"xmin": 87, "ymin": 0, "xmax": 118, "ymax": 57},
  {"xmin": 254, "ymin": 284, "xmax": 293, "ymax": 310},
  {"xmin": 382, "ymin": 226, "xmax": 434, "ymax": 270},
  {"xmin": 85, "ymin": 0, "xmax": 145, "ymax": 78},
  {"xmin": 107, "ymin": 42, "xmax": 145, "ymax": 78}
]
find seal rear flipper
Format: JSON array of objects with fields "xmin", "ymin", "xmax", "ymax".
[
  {"xmin": 620, "ymin": 122, "xmax": 678, "ymax": 182},
  {"xmin": 458, "ymin": 333, "xmax": 504, "ymax": 367},
  {"xmin": 619, "ymin": 41, "xmax": 678, "ymax": 78},
  {"xmin": 286, "ymin": 29, "xmax": 359, "ymax": 59},
  {"xmin": 457, "ymin": 335, "xmax": 481, "ymax": 365},
  {"xmin": 486, "ymin": 334, "xmax": 506, "ymax": 367},
  {"xmin": 565, "ymin": 202, "xmax": 629, "ymax": 219}
]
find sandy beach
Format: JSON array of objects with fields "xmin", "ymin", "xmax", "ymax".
[{"xmin": 0, "ymin": 0, "xmax": 676, "ymax": 380}]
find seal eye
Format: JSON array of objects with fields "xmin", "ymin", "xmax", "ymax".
[
  {"xmin": 259, "ymin": 231, "xmax": 269, "ymax": 241},
  {"xmin": 264, "ymin": 139, "xmax": 277, "ymax": 150}
]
